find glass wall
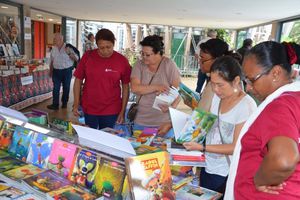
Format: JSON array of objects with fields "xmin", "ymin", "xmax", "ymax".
[
  {"xmin": 66, "ymin": 18, "xmax": 77, "ymax": 46},
  {"xmin": 0, "ymin": 2, "xmax": 21, "ymax": 56},
  {"xmin": 280, "ymin": 19, "xmax": 300, "ymax": 43}
]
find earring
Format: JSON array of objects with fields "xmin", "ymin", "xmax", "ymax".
[{"xmin": 233, "ymin": 88, "xmax": 238, "ymax": 93}]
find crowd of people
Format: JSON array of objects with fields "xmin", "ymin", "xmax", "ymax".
[{"xmin": 47, "ymin": 28, "xmax": 300, "ymax": 199}]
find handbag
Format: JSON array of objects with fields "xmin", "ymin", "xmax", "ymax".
[{"xmin": 127, "ymin": 58, "xmax": 164, "ymax": 122}]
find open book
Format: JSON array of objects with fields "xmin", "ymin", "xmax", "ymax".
[
  {"xmin": 178, "ymin": 82, "xmax": 200, "ymax": 108},
  {"xmin": 152, "ymin": 86, "xmax": 179, "ymax": 111}
]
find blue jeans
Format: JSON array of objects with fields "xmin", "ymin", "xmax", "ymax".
[
  {"xmin": 132, "ymin": 123, "xmax": 174, "ymax": 138},
  {"xmin": 52, "ymin": 68, "xmax": 73, "ymax": 106},
  {"xmin": 196, "ymin": 70, "xmax": 208, "ymax": 93},
  {"xmin": 84, "ymin": 113, "xmax": 118, "ymax": 130},
  {"xmin": 200, "ymin": 168, "xmax": 227, "ymax": 194}
]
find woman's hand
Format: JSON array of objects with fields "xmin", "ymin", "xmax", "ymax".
[
  {"xmin": 116, "ymin": 113, "xmax": 125, "ymax": 124},
  {"xmin": 72, "ymin": 105, "xmax": 80, "ymax": 117},
  {"xmin": 158, "ymin": 104, "xmax": 169, "ymax": 113},
  {"xmin": 156, "ymin": 85, "xmax": 169, "ymax": 95},
  {"xmin": 183, "ymin": 142, "xmax": 202, "ymax": 151},
  {"xmin": 255, "ymin": 182, "xmax": 286, "ymax": 195},
  {"xmin": 158, "ymin": 122, "xmax": 172, "ymax": 136}
]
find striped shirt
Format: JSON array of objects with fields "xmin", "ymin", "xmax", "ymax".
[{"xmin": 50, "ymin": 43, "xmax": 77, "ymax": 69}]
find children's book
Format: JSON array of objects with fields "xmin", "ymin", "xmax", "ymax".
[
  {"xmin": 169, "ymin": 107, "xmax": 217, "ymax": 144},
  {"xmin": 8, "ymin": 126, "xmax": 34, "ymax": 161},
  {"xmin": 178, "ymin": 82, "xmax": 200, "ymax": 108},
  {"xmin": 47, "ymin": 139, "xmax": 78, "ymax": 178},
  {"xmin": 125, "ymin": 151, "xmax": 175, "ymax": 200},
  {"xmin": 26, "ymin": 132, "xmax": 55, "ymax": 168},
  {"xmin": 22, "ymin": 169, "xmax": 73, "ymax": 194},
  {"xmin": 46, "ymin": 185, "xmax": 96, "ymax": 200},
  {"xmin": 152, "ymin": 86, "xmax": 179, "ymax": 111},
  {"xmin": 0, "ymin": 186, "xmax": 26, "ymax": 199},
  {"xmin": 0, "ymin": 156, "xmax": 27, "ymax": 173},
  {"xmin": 134, "ymin": 144, "xmax": 161, "ymax": 155},
  {"xmin": 14, "ymin": 193, "xmax": 42, "ymax": 200},
  {"xmin": 3, "ymin": 164, "xmax": 45, "ymax": 181},
  {"xmin": 0, "ymin": 149, "xmax": 9, "ymax": 158},
  {"xmin": 93, "ymin": 157, "xmax": 126, "ymax": 199},
  {"xmin": 0, "ymin": 122, "xmax": 17, "ymax": 150},
  {"xmin": 69, "ymin": 148, "xmax": 100, "ymax": 189},
  {"xmin": 175, "ymin": 184, "xmax": 223, "ymax": 200}
]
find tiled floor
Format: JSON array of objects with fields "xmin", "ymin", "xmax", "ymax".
[{"xmin": 20, "ymin": 77, "xmax": 197, "ymax": 122}]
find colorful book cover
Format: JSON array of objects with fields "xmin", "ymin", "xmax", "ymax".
[
  {"xmin": 22, "ymin": 169, "xmax": 72, "ymax": 194},
  {"xmin": 47, "ymin": 185, "xmax": 96, "ymax": 200},
  {"xmin": 177, "ymin": 108, "xmax": 217, "ymax": 144},
  {"xmin": 0, "ymin": 122, "xmax": 17, "ymax": 150},
  {"xmin": 47, "ymin": 139, "xmax": 78, "ymax": 177},
  {"xmin": 178, "ymin": 82, "xmax": 200, "ymax": 108},
  {"xmin": 176, "ymin": 184, "xmax": 223, "ymax": 200},
  {"xmin": 26, "ymin": 132, "xmax": 55, "ymax": 168},
  {"xmin": 8, "ymin": 126, "xmax": 34, "ymax": 161},
  {"xmin": 14, "ymin": 193, "xmax": 42, "ymax": 200},
  {"xmin": 125, "ymin": 151, "xmax": 175, "ymax": 200},
  {"xmin": 0, "ymin": 183, "xmax": 9, "ymax": 192},
  {"xmin": 3, "ymin": 164, "xmax": 45, "ymax": 181},
  {"xmin": 0, "ymin": 186, "xmax": 26, "ymax": 199},
  {"xmin": 93, "ymin": 157, "xmax": 126, "ymax": 199},
  {"xmin": 69, "ymin": 148, "xmax": 100, "ymax": 189},
  {"xmin": 135, "ymin": 144, "xmax": 161, "ymax": 155},
  {"xmin": 0, "ymin": 149, "xmax": 9, "ymax": 158},
  {"xmin": 121, "ymin": 176, "xmax": 130, "ymax": 200},
  {"xmin": 0, "ymin": 156, "xmax": 27, "ymax": 172}
]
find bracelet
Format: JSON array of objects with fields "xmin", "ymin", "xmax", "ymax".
[{"xmin": 202, "ymin": 142, "xmax": 206, "ymax": 154}]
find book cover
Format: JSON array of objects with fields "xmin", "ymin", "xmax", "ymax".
[
  {"xmin": 178, "ymin": 82, "xmax": 200, "ymax": 108},
  {"xmin": 14, "ymin": 193, "xmax": 42, "ymax": 200},
  {"xmin": 0, "ymin": 149, "xmax": 9, "ymax": 158},
  {"xmin": 22, "ymin": 170, "xmax": 72, "ymax": 194},
  {"xmin": 47, "ymin": 185, "xmax": 96, "ymax": 200},
  {"xmin": 8, "ymin": 126, "xmax": 34, "ymax": 161},
  {"xmin": 0, "ymin": 183, "xmax": 9, "ymax": 192},
  {"xmin": 152, "ymin": 87, "xmax": 179, "ymax": 111},
  {"xmin": 47, "ymin": 139, "xmax": 78, "ymax": 178},
  {"xmin": 69, "ymin": 148, "xmax": 100, "ymax": 189},
  {"xmin": 3, "ymin": 164, "xmax": 45, "ymax": 181},
  {"xmin": 135, "ymin": 144, "xmax": 161, "ymax": 155},
  {"xmin": 0, "ymin": 156, "xmax": 27, "ymax": 172},
  {"xmin": 26, "ymin": 132, "xmax": 55, "ymax": 168},
  {"xmin": 125, "ymin": 151, "xmax": 175, "ymax": 200},
  {"xmin": 0, "ymin": 122, "xmax": 17, "ymax": 150},
  {"xmin": 176, "ymin": 108, "xmax": 217, "ymax": 144},
  {"xmin": 93, "ymin": 157, "xmax": 126, "ymax": 199},
  {"xmin": 0, "ymin": 186, "xmax": 26, "ymax": 199},
  {"xmin": 176, "ymin": 184, "xmax": 223, "ymax": 200}
]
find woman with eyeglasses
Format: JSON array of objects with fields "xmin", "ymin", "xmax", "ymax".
[
  {"xmin": 130, "ymin": 35, "xmax": 181, "ymax": 137},
  {"xmin": 225, "ymin": 41, "xmax": 300, "ymax": 200},
  {"xmin": 183, "ymin": 56, "xmax": 257, "ymax": 194}
]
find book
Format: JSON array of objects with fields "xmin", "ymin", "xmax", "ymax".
[
  {"xmin": 0, "ymin": 186, "xmax": 26, "ymax": 199},
  {"xmin": 69, "ymin": 148, "xmax": 100, "ymax": 189},
  {"xmin": 0, "ymin": 183, "xmax": 9, "ymax": 191},
  {"xmin": 14, "ymin": 193, "xmax": 42, "ymax": 200},
  {"xmin": 167, "ymin": 148, "xmax": 206, "ymax": 167},
  {"xmin": 0, "ymin": 122, "xmax": 17, "ymax": 150},
  {"xmin": 22, "ymin": 170, "xmax": 73, "ymax": 195},
  {"xmin": 178, "ymin": 82, "xmax": 200, "ymax": 108},
  {"xmin": 26, "ymin": 132, "xmax": 55, "ymax": 168},
  {"xmin": 0, "ymin": 149, "xmax": 10, "ymax": 158},
  {"xmin": 172, "ymin": 175, "xmax": 193, "ymax": 191},
  {"xmin": 47, "ymin": 139, "xmax": 78, "ymax": 178},
  {"xmin": 0, "ymin": 156, "xmax": 27, "ymax": 173},
  {"xmin": 175, "ymin": 184, "xmax": 223, "ymax": 200},
  {"xmin": 125, "ymin": 151, "xmax": 175, "ymax": 200},
  {"xmin": 93, "ymin": 157, "xmax": 126, "ymax": 199},
  {"xmin": 152, "ymin": 86, "xmax": 179, "ymax": 111},
  {"xmin": 8, "ymin": 126, "xmax": 34, "ymax": 161},
  {"xmin": 169, "ymin": 108, "xmax": 217, "ymax": 144},
  {"xmin": 3, "ymin": 164, "xmax": 45, "ymax": 181},
  {"xmin": 134, "ymin": 144, "xmax": 161, "ymax": 155},
  {"xmin": 46, "ymin": 185, "xmax": 96, "ymax": 200}
]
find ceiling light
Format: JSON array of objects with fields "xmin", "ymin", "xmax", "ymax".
[
  {"xmin": 36, "ymin": 14, "xmax": 42, "ymax": 17},
  {"xmin": 1, "ymin": 6, "xmax": 8, "ymax": 9},
  {"xmin": 48, "ymin": 18, "xmax": 54, "ymax": 21}
]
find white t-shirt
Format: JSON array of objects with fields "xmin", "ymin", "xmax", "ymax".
[{"xmin": 205, "ymin": 94, "xmax": 257, "ymax": 176}]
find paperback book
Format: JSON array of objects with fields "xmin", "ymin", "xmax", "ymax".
[
  {"xmin": 0, "ymin": 186, "xmax": 26, "ymax": 200},
  {"xmin": 26, "ymin": 132, "xmax": 55, "ymax": 168},
  {"xmin": 46, "ymin": 185, "xmax": 96, "ymax": 200},
  {"xmin": 47, "ymin": 139, "xmax": 78, "ymax": 178},
  {"xmin": 178, "ymin": 82, "xmax": 200, "ymax": 108},
  {"xmin": 0, "ymin": 122, "xmax": 17, "ymax": 150},
  {"xmin": 125, "ymin": 151, "xmax": 175, "ymax": 200},
  {"xmin": 0, "ymin": 156, "xmax": 27, "ymax": 173},
  {"xmin": 8, "ymin": 126, "xmax": 34, "ymax": 161},
  {"xmin": 176, "ymin": 184, "xmax": 222, "ymax": 200},
  {"xmin": 69, "ymin": 148, "xmax": 100, "ymax": 189},
  {"xmin": 3, "ymin": 164, "xmax": 45, "ymax": 181},
  {"xmin": 152, "ymin": 86, "xmax": 179, "ymax": 111},
  {"xmin": 93, "ymin": 157, "xmax": 126, "ymax": 199},
  {"xmin": 0, "ymin": 149, "xmax": 9, "ymax": 158}
]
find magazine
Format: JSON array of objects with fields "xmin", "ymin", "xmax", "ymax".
[{"xmin": 125, "ymin": 151, "xmax": 175, "ymax": 200}]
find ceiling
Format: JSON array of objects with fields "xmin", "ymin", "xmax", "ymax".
[{"xmin": 10, "ymin": 0, "xmax": 300, "ymax": 29}]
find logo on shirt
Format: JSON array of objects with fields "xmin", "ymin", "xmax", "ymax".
[{"xmin": 105, "ymin": 68, "xmax": 118, "ymax": 73}]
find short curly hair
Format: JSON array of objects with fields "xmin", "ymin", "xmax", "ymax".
[{"xmin": 140, "ymin": 35, "xmax": 164, "ymax": 55}]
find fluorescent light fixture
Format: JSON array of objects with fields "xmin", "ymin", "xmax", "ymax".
[
  {"xmin": 1, "ymin": 6, "xmax": 8, "ymax": 9},
  {"xmin": 48, "ymin": 18, "xmax": 54, "ymax": 21},
  {"xmin": 24, "ymin": 122, "xmax": 50, "ymax": 134},
  {"xmin": 36, "ymin": 14, "xmax": 42, "ymax": 17}
]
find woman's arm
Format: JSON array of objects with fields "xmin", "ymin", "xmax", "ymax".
[
  {"xmin": 116, "ymin": 83, "xmax": 130, "ymax": 123},
  {"xmin": 72, "ymin": 78, "xmax": 83, "ymax": 117},
  {"xmin": 254, "ymin": 136, "xmax": 299, "ymax": 187},
  {"xmin": 183, "ymin": 122, "xmax": 244, "ymax": 155},
  {"xmin": 130, "ymin": 77, "xmax": 169, "ymax": 95}
]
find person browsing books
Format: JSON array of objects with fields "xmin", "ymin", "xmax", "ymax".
[
  {"xmin": 73, "ymin": 29, "xmax": 131, "ymax": 129},
  {"xmin": 130, "ymin": 35, "xmax": 181, "ymax": 138},
  {"xmin": 183, "ymin": 56, "xmax": 257, "ymax": 194},
  {"xmin": 225, "ymin": 41, "xmax": 300, "ymax": 200}
]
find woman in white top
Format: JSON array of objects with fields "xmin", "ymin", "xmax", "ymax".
[{"xmin": 184, "ymin": 56, "xmax": 257, "ymax": 194}]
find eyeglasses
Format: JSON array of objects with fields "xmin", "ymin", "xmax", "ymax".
[
  {"xmin": 244, "ymin": 69, "xmax": 270, "ymax": 85},
  {"xmin": 199, "ymin": 57, "xmax": 213, "ymax": 64},
  {"xmin": 140, "ymin": 52, "xmax": 154, "ymax": 58}
]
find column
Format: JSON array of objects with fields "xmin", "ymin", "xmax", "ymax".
[{"xmin": 124, "ymin": 23, "xmax": 133, "ymax": 49}]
